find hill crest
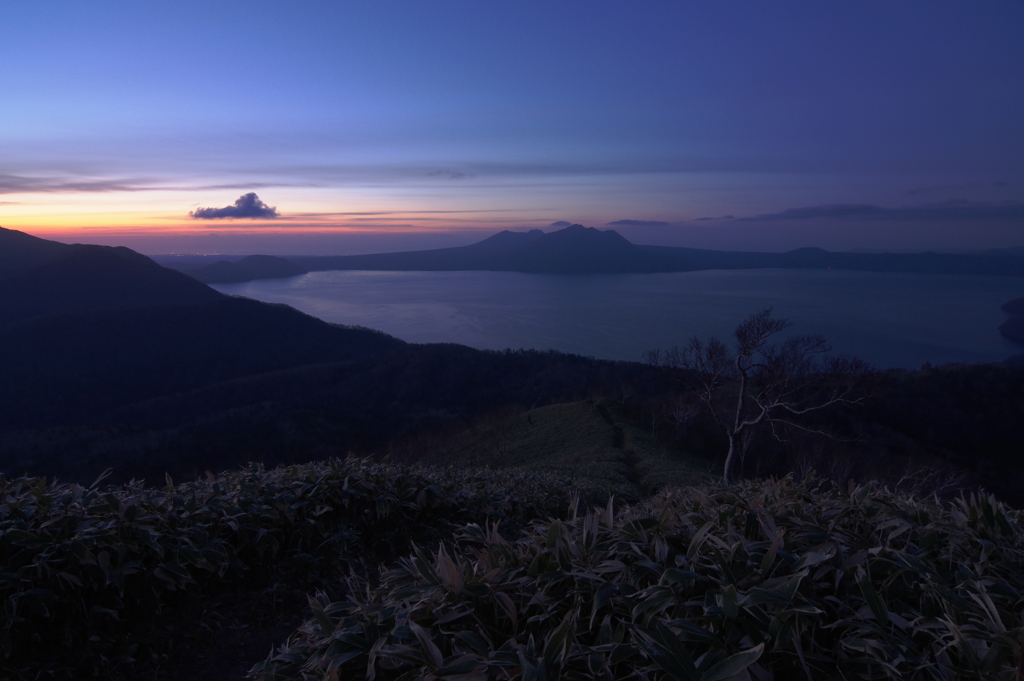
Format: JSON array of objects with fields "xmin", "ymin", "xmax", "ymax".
[
  {"xmin": 0, "ymin": 241, "xmax": 224, "ymax": 327},
  {"xmin": 0, "ymin": 226, "xmax": 71, "ymax": 276}
]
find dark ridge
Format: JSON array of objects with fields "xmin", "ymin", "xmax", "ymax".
[
  {"xmin": 191, "ymin": 254, "xmax": 308, "ymax": 283},
  {"xmin": 0, "ymin": 296, "xmax": 403, "ymax": 429},
  {"xmin": 983, "ymin": 246, "xmax": 1024, "ymax": 257},
  {"xmin": 1002, "ymin": 297, "xmax": 1024, "ymax": 316},
  {"xmin": 999, "ymin": 316, "xmax": 1024, "ymax": 345},
  {"xmin": 290, "ymin": 224, "xmax": 651, "ymax": 274},
  {"xmin": 463, "ymin": 228, "xmax": 545, "ymax": 253},
  {"xmin": 0, "ymin": 231, "xmax": 403, "ymax": 437},
  {"xmin": 0, "ymin": 226, "xmax": 71, "ymax": 275},
  {"xmin": 504, "ymin": 224, "xmax": 652, "ymax": 273},
  {"xmin": 286, "ymin": 228, "xmax": 548, "ymax": 273},
  {"xmin": 0, "ymin": 243, "xmax": 223, "ymax": 327}
]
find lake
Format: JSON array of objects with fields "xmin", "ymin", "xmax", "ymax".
[{"xmin": 212, "ymin": 269, "xmax": 1024, "ymax": 370}]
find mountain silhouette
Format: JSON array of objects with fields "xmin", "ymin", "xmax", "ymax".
[
  {"xmin": 191, "ymin": 254, "xmax": 309, "ymax": 284},
  {"xmin": 1003, "ymin": 298, "xmax": 1024, "ymax": 316},
  {"xmin": 1001, "ymin": 316, "xmax": 1024, "ymax": 345},
  {"xmin": 0, "ymin": 225, "xmax": 71, "ymax": 275},
  {"xmin": 0, "ymin": 229, "xmax": 401, "ymax": 428},
  {"xmin": 0, "ymin": 240, "xmax": 222, "ymax": 327},
  {"xmin": 493, "ymin": 224, "xmax": 652, "ymax": 273},
  {"xmin": 289, "ymin": 224, "xmax": 651, "ymax": 274},
  {"xmin": 202, "ymin": 224, "xmax": 1024, "ymax": 281},
  {"xmin": 463, "ymin": 228, "xmax": 545, "ymax": 253}
]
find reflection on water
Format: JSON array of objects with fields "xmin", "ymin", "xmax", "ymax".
[{"xmin": 213, "ymin": 269, "xmax": 1024, "ymax": 369}]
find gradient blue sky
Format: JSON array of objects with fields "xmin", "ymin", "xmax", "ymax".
[{"xmin": 2, "ymin": 2, "xmax": 1023, "ymax": 253}]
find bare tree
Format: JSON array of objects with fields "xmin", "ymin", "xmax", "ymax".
[{"xmin": 646, "ymin": 308, "xmax": 868, "ymax": 484}]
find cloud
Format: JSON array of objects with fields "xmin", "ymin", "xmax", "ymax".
[
  {"xmin": 737, "ymin": 200, "xmax": 1024, "ymax": 222},
  {"xmin": 694, "ymin": 215, "xmax": 734, "ymax": 221},
  {"xmin": 0, "ymin": 173, "xmax": 308, "ymax": 195},
  {"xmin": 549, "ymin": 221, "xmax": 573, "ymax": 227},
  {"xmin": 0, "ymin": 173, "xmax": 159, "ymax": 194},
  {"xmin": 192, "ymin": 182, "xmax": 306, "ymax": 191},
  {"xmin": 189, "ymin": 193, "xmax": 279, "ymax": 219},
  {"xmin": 426, "ymin": 170, "xmax": 468, "ymax": 180},
  {"xmin": 289, "ymin": 209, "xmax": 510, "ymax": 218},
  {"xmin": 905, "ymin": 180, "xmax": 1013, "ymax": 196},
  {"xmin": 606, "ymin": 219, "xmax": 673, "ymax": 227},
  {"xmin": 243, "ymin": 158, "xmax": 759, "ymax": 186},
  {"xmin": 739, "ymin": 204, "xmax": 885, "ymax": 221}
]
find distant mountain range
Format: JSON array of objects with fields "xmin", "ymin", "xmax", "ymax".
[{"xmin": 156, "ymin": 223, "xmax": 1024, "ymax": 283}]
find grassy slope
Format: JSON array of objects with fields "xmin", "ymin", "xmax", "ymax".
[{"xmin": 410, "ymin": 399, "xmax": 717, "ymax": 499}]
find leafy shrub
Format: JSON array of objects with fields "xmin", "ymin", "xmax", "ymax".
[
  {"xmin": 255, "ymin": 476, "xmax": 1024, "ymax": 680},
  {"xmin": 0, "ymin": 458, "xmax": 586, "ymax": 678}
]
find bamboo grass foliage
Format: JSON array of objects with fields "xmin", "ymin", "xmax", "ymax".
[
  {"xmin": 0, "ymin": 459, "xmax": 583, "ymax": 678},
  {"xmin": 253, "ymin": 478, "xmax": 1024, "ymax": 681}
]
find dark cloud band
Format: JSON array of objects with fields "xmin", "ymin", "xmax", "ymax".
[
  {"xmin": 0, "ymin": 173, "xmax": 301, "ymax": 195},
  {"xmin": 606, "ymin": 219, "xmax": 673, "ymax": 227},
  {"xmin": 738, "ymin": 201, "xmax": 1024, "ymax": 222},
  {"xmin": 0, "ymin": 173, "xmax": 156, "ymax": 194}
]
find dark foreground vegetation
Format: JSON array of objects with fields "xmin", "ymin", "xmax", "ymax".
[
  {"xmin": 0, "ymin": 459, "xmax": 591, "ymax": 678},
  {"xmin": 259, "ymin": 478, "xmax": 1024, "ymax": 681},
  {"xmin": 5, "ymin": 460, "xmax": 1024, "ymax": 680}
]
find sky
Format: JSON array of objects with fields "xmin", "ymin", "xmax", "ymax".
[{"xmin": 2, "ymin": 2, "xmax": 1023, "ymax": 254}]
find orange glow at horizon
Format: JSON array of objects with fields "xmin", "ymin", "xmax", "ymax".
[
  {"xmin": 1, "ymin": 204, "xmax": 536, "ymax": 237},
  {"xmin": 0, "ymin": 185, "xmax": 597, "ymax": 256},
  {"xmin": 0, "ymin": 186, "xmax": 559, "ymax": 238},
  {"xmin": 2, "ymin": 212, "xmax": 530, "ymax": 240}
]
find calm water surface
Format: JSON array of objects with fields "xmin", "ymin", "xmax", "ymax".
[{"xmin": 213, "ymin": 269, "xmax": 1024, "ymax": 369}]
